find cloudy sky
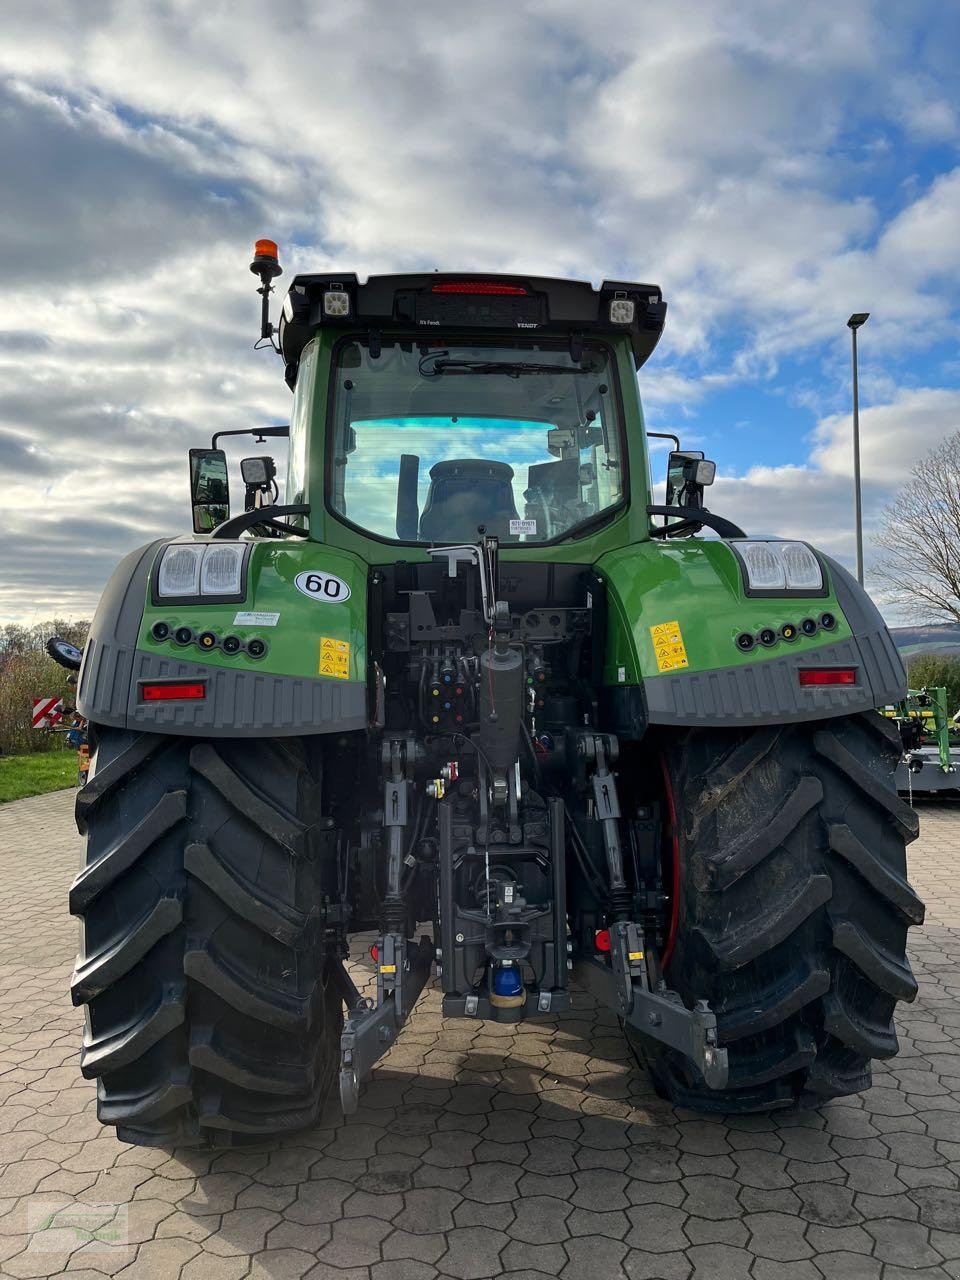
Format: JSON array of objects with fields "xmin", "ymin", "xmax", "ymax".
[{"xmin": 1, "ymin": 1, "xmax": 959, "ymax": 624}]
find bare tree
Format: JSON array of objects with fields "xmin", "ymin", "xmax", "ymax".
[{"xmin": 871, "ymin": 430, "xmax": 960, "ymax": 623}]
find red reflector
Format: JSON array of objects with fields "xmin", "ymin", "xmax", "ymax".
[
  {"xmin": 798, "ymin": 668, "xmax": 857, "ymax": 686},
  {"xmin": 141, "ymin": 682, "xmax": 206, "ymax": 701},
  {"xmin": 431, "ymin": 281, "xmax": 527, "ymax": 296},
  {"xmin": 594, "ymin": 929, "xmax": 611, "ymax": 953},
  {"xmin": 370, "ymin": 945, "xmax": 379, "ymax": 963}
]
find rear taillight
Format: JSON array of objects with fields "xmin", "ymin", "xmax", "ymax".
[
  {"xmin": 141, "ymin": 682, "xmax": 206, "ymax": 701},
  {"xmin": 431, "ymin": 281, "xmax": 527, "ymax": 296},
  {"xmin": 798, "ymin": 668, "xmax": 857, "ymax": 686}
]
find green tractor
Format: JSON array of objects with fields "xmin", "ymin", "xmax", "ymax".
[{"xmin": 71, "ymin": 243, "xmax": 924, "ymax": 1146}]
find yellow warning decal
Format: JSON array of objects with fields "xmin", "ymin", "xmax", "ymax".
[
  {"xmin": 318, "ymin": 636, "xmax": 350, "ymax": 679},
  {"xmin": 650, "ymin": 620, "xmax": 689, "ymax": 673}
]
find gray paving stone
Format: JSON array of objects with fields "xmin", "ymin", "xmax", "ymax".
[
  {"xmin": 248, "ymin": 1251, "xmax": 318, "ymax": 1280},
  {"xmin": 625, "ymin": 1203, "xmax": 690, "ymax": 1252},
  {"xmin": 438, "ymin": 1225, "xmax": 509, "ymax": 1278},
  {"xmin": 730, "ymin": 1148, "xmax": 796, "ymax": 1191},
  {"xmin": 522, "ymin": 1137, "xmax": 580, "ymax": 1175},
  {"xmin": 802, "ymin": 1224, "xmax": 873, "ymax": 1256},
  {"xmin": 883, "ymin": 1269, "xmax": 955, "ymax": 1280},
  {"xmin": 371, "ymin": 1262, "xmax": 436, "ymax": 1280},
  {"xmin": 490, "ymin": 1272, "xmax": 555, "ymax": 1280},
  {"xmin": 452, "ymin": 1199, "xmax": 514, "ymax": 1230},
  {"xmin": 566, "ymin": 1206, "xmax": 629, "ymax": 1240},
  {"xmin": 560, "ymin": 1234, "xmax": 629, "ymax": 1279},
  {"xmin": 933, "ymin": 1229, "xmax": 960, "ymax": 1261},
  {"xmin": 515, "ymin": 1170, "xmax": 576, "ymax": 1201},
  {"xmin": 569, "ymin": 1166, "xmax": 630, "ymax": 1210},
  {"xmin": 680, "ymin": 1174, "xmax": 742, "ymax": 1220},
  {"xmin": 794, "ymin": 1183, "xmax": 860, "ymax": 1227},
  {"xmin": 912, "ymin": 1184, "xmax": 960, "ymax": 1230},
  {"xmin": 684, "ymin": 1242, "xmax": 757, "ymax": 1278},
  {"xmin": 744, "ymin": 1211, "xmax": 814, "ymax": 1261},
  {"xmin": 507, "ymin": 1196, "xmax": 572, "ymax": 1245},
  {"xmin": 382, "ymin": 1227, "xmax": 449, "ymax": 1263},
  {"xmin": 753, "ymin": 1263, "xmax": 823, "ymax": 1280},
  {"xmin": 284, "ymin": 1178, "xmax": 354, "ymax": 1225},
  {"xmin": 397, "ymin": 1188, "xmax": 463, "ymax": 1234},
  {"xmin": 866, "ymin": 1216, "xmax": 944, "ymax": 1267},
  {"xmin": 624, "ymin": 1249, "xmax": 692, "ymax": 1280},
  {"xmin": 461, "ymin": 1162, "xmax": 522, "ymax": 1203},
  {"xmin": 500, "ymin": 1240, "xmax": 567, "ymax": 1274},
  {"xmin": 682, "ymin": 1215, "xmax": 749, "ymax": 1247},
  {"xmin": 738, "ymin": 1186, "xmax": 801, "ymax": 1216},
  {"xmin": 314, "ymin": 1215, "xmax": 392, "ymax": 1268}
]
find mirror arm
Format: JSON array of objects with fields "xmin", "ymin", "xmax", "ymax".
[
  {"xmin": 647, "ymin": 505, "xmax": 747, "ymax": 539},
  {"xmin": 211, "ymin": 504, "xmax": 310, "ymax": 540},
  {"xmin": 646, "ymin": 430, "xmax": 681, "ymax": 451},
  {"xmin": 211, "ymin": 425, "xmax": 290, "ymax": 449}
]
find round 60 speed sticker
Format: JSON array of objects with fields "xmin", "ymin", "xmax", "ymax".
[{"xmin": 294, "ymin": 570, "xmax": 352, "ymax": 603}]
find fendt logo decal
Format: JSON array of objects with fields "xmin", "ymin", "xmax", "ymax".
[{"xmin": 293, "ymin": 570, "xmax": 352, "ymax": 603}]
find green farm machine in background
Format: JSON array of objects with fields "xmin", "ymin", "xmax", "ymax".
[
  {"xmin": 891, "ymin": 686, "xmax": 960, "ymax": 794},
  {"xmin": 70, "ymin": 242, "xmax": 924, "ymax": 1146}
]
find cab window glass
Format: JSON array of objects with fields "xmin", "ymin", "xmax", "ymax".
[{"xmin": 328, "ymin": 340, "xmax": 624, "ymax": 544}]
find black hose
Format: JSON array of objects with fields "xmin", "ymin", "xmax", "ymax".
[{"xmin": 564, "ymin": 804, "xmax": 609, "ymax": 901}]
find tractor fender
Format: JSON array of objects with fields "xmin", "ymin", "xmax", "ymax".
[
  {"xmin": 77, "ymin": 538, "xmax": 369, "ymax": 737},
  {"xmin": 598, "ymin": 541, "xmax": 905, "ymax": 728}
]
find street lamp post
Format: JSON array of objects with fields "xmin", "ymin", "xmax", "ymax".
[{"xmin": 847, "ymin": 312, "xmax": 869, "ymax": 586}]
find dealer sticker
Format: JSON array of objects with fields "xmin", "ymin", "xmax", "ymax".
[
  {"xmin": 509, "ymin": 518, "xmax": 537, "ymax": 535},
  {"xmin": 233, "ymin": 611, "xmax": 279, "ymax": 626},
  {"xmin": 650, "ymin": 620, "xmax": 689, "ymax": 673}
]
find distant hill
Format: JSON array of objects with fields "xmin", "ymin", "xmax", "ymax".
[{"xmin": 890, "ymin": 623, "xmax": 960, "ymax": 659}]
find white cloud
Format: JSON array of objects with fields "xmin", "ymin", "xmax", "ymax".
[
  {"xmin": 698, "ymin": 389, "xmax": 960, "ymax": 612},
  {"xmin": 811, "ymin": 387, "xmax": 960, "ymax": 483}
]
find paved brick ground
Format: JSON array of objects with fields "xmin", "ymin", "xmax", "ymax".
[{"xmin": 1, "ymin": 789, "xmax": 959, "ymax": 1279}]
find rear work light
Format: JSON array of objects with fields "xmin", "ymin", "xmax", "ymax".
[
  {"xmin": 609, "ymin": 294, "xmax": 636, "ymax": 324},
  {"xmin": 431, "ymin": 281, "xmax": 528, "ymax": 296},
  {"xmin": 322, "ymin": 284, "xmax": 351, "ymax": 316},
  {"xmin": 798, "ymin": 668, "xmax": 857, "ymax": 686},
  {"xmin": 141, "ymin": 682, "xmax": 206, "ymax": 701}
]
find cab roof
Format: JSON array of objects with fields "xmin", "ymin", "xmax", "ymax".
[{"xmin": 277, "ymin": 272, "xmax": 666, "ymax": 386}]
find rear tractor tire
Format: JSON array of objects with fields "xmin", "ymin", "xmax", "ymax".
[
  {"xmin": 70, "ymin": 726, "xmax": 343, "ymax": 1146},
  {"xmin": 641, "ymin": 711, "xmax": 923, "ymax": 1111}
]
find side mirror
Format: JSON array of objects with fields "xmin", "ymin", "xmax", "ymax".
[
  {"xmin": 189, "ymin": 448, "xmax": 230, "ymax": 533},
  {"xmin": 666, "ymin": 450, "xmax": 716, "ymax": 509}
]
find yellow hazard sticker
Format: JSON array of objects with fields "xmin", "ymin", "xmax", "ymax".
[
  {"xmin": 318, "ymin": 636, "xmax": 350, "ymax": 679},
  {"xmin": 650, "ymin": 620, "xmax": 689, "ymax": 673}
]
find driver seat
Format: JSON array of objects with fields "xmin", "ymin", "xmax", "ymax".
[{"xmin": 418, "ymin": 459, "xmax": 519, "ymax": 542}]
